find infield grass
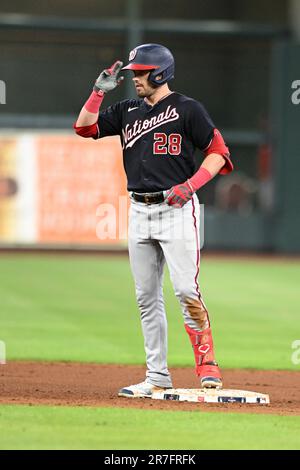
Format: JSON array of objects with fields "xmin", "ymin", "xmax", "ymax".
[
  {"xmin": 0, "ymin": 254, "xmax": 299, "ymax": 370},
  {"xmin": 0, "ymin": 404, "xmax": 299, "ymax": 450}
]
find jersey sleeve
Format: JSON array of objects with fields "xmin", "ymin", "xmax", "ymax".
[
  {"xmin": 96, "ymin": 101, "xmax": 123, "ymax": 139},
  {"xmin": 185, "ymin": 100, "xmax": 215, "ymax": 151}
]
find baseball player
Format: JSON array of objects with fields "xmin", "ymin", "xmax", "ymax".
[{"xmin": 74, "ymin": 44, "xmax": 233, "ymax": 397}]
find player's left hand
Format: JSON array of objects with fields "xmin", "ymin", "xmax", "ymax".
[{"xmin": 165, "ymin": 180, "xmax": 195, "ymax": 208}]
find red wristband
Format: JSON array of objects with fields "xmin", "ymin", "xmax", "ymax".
[
  {"xmin": 189, "ymin": 167, "xmax": 212, "ymax": 191},
  {"xmin": 84, "ymin": 90, "xmax": 104, "ymax": 113}
]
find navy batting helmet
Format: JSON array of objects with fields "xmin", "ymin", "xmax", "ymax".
[{"xmin": 122, "ymin": 43, "xmax": 175, "ymax": 86}]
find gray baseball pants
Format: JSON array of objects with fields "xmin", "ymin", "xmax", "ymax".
[{"xmin": 128, "ymin": 194, "xmax": 209, "ymax": 388}]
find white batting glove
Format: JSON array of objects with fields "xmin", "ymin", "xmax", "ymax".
[{"xmin": 93, "ymin": 61, "xmax": 124, "ymax": 94}]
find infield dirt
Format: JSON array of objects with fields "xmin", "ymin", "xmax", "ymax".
[{"xmin": 1, "ymin": 362, "xmax": 299, "ymax": 415}]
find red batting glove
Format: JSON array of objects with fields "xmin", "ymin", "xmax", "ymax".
[{"xmin": 165, "ymin": 180, "xmax": 195, "ymax": 208}]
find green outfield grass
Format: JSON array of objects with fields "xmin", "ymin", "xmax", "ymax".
[
  {"xmin": 0, "ymin": 254, "xmax": 299, "ymax": 369},
  {"xmin": 0, "ymin": 404, "xmax": 299, "ymax": 450}
]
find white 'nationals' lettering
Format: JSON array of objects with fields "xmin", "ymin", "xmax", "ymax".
[{"xmin": 122, "ymin": 105, "xmax": 179, "ymax": 149}]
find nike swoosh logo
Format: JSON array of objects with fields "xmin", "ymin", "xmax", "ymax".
[{"xmin": 128, "ymin": 107, "xmax": 139, "ymax": 112}]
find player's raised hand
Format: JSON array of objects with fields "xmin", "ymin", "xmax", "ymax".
[
  {"xmin": 93, "ymin": 61, "xmax": 124, "ymax": 94},
  {"xmin": 165, "ymin": 180, "xmax": 195, "ymax": 208}
]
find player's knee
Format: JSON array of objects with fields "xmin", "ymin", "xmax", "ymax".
[
  {"xmin": 173, "ymin": 284, "xmax": 193, "ymax": 301},
  {"xmin": 136, "ymin": 287, "xmax": 159, "ymax": 309},
  {"xmin": 136, "ymin": 289, "xmax": 153, "ymax": 304}
]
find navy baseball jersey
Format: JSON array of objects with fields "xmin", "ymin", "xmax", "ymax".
[{"xmin": 95, "ymin": 92, "xmax": 215, "ymax": 192}]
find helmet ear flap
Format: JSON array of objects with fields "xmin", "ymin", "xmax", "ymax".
[
  {"xmin": 149, "ymin": 72, "xmax": 163, "ymax": 85},
  {"xmin": 149, "ymin": 64, "xmax": 175, "ymax": 86}
]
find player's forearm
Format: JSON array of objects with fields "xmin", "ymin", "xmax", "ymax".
[
  {"xmin": 75, "ymin": 90, "xmax": 104, "ymax": 127},
  {"xmin": 76, "ymin": 107, "xmax": 99, "ymax": 127},
  {"xmin": 200, "ymin": 153, "xmax": 226, "ymax": 178},
  {"xmin": 188, "ymin": 153, "xmax": 225, "ymax": 192}
]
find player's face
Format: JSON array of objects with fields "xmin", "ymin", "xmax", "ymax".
[{"xmin": 132, "ymin": 70, "xmax": 157, "ymax": 98}]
